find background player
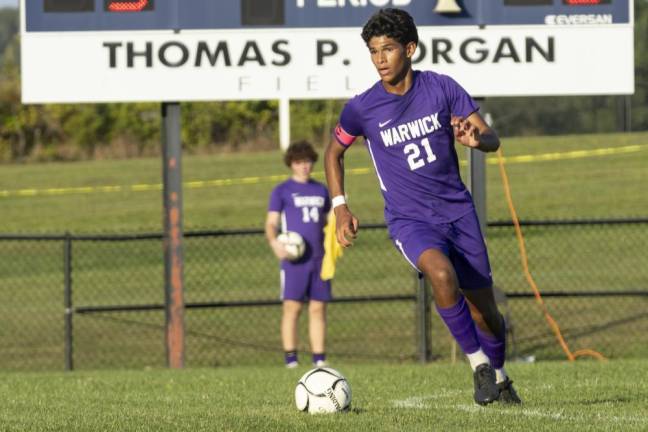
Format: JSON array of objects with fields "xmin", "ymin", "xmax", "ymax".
[
  {"xmin": 265, "ymin": 141, "xmax": 332, "ymax": 368},
  {"xmin": 324, "ymin": 8, "xmax": 521, "ymax": 404}
]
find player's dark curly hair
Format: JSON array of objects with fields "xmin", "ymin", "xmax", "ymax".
[
  {"xmin": 361, "ymin": 8, "xmax": 418, "ymax": 47},
  {"xmin": 284, "ymin": 140, "xmax": 318, "ymax": 167}
]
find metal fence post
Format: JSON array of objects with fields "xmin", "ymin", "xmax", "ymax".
[
  {"xmin": 467, "ymin": 147, "xmax": 487, "ymax": 234},
  {"xmin": 63, "ymin": 232, "xmax": 73, "ymax": 371},
  {"xmin": 162, "ymin": 102, "xmax": 186, "ymax": 369},
  {"xmin": 416, "ymin": 271, "xmax": 432, "ymax": 363}
]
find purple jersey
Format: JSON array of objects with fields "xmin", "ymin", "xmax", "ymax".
[
  {"xmin": 334, "ymin": 70, "xmax": 479, "ymax": 224},
  {"xmin": 268, "ymin": 178, "xmax": 330, "ymax": 260}
]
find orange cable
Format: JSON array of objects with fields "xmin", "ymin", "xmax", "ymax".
[
  {"xmin": 494, "ymin": 148, "xmax": 606, "ymax": 362},
  {"xmin": 573, "ymin": 349, "xmax": 608, "ymax": 361}
]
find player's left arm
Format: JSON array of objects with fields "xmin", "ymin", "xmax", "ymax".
[{"xmin": 451, "ymin": 112, "xmax": 500, "ymax": 153}]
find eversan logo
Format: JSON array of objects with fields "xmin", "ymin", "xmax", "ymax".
[{"xmin": 545, "ymin": 14, "xmax": 613, "ymax": 25}]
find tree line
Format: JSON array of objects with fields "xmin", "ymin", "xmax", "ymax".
[{"xmin": 1, "ymin": 4, "xmax": 646, "ymax": 162}]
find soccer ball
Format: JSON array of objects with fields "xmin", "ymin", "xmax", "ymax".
[
  {"xmin": 277, "ymin": 231, "xmax": 305, "ymax": 261},
  {"xmin": 295, "ymin": 367, "xmax": 352, "ymax": 414}
]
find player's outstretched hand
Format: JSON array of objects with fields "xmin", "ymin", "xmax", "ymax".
[
  {"xmin": 270, "ymin": 239, "xmax": 289, "ymax": 260},
  {"xmin": 334, "ymin": 205, "xmax": 359, "ymax": 247},
  {"xmin": 451, "ymin": 115, "xmax": 480, "ymax": 148}
]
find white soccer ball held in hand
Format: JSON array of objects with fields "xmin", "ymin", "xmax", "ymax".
[{"xmin": 277, "ymin": 231, "xmax": 306, "ymax": 261}]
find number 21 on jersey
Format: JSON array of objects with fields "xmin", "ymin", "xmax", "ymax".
[{"xmin": 404, "ymin": 137, "xmax": 436, "ymax": 170}]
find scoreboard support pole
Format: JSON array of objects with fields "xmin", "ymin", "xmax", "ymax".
[
  {"xmin": 467, "ymin": 147, "xmax": 487, "ymax": 235},
  {"xmin": 623, "ymin": 95, "xmax": 632, "ymax": 132},
  {"xmin": 467, "ymin": 101, "xmax": 491, "ymax": 235},
  {"xmin": 162, "ymin": 102, "xmax": 186, "ymax": 369},
  {"xmin": 279, "ymin": 97, "xmax": 290, "ymax": 151}
]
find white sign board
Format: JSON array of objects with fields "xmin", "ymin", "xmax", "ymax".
[{"xmin": 21, "ymin": 0, "xmax": 634, "ymax": 103}]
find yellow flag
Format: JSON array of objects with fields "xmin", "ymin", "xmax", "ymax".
[{"xmin": 320, "ymin": 210, "xmax": 343, "ymax": 281}]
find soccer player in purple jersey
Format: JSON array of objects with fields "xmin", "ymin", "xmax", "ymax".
[
  {"xmin": 324, "ymin": 9, "xmax": 521, "ymax": 405},
  {"xmin": 265, "ymin": 141, "xmax": 332, "ymax": 369}
]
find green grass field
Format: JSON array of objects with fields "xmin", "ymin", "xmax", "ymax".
[
  {"xmin": 1, "ymin": 132, "xmax": 648, "ymax": 371},
  {"xmin": 1, "ymin": 360, "xmax": 647, "ymax": 431},
  {"xmin": 1, "ymin": 131, "xmax": 647, "ymax": 232}
]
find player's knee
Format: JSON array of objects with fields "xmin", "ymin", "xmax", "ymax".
[
  {"xmin": 426, "ymin": 267, "xmax": 455, "ymax": 289},
  {"xmin": 308, "ymin": 301, "xmax": 326, "ymax": 315},
  {"xmin": 283, "ymin": 301, "xmax": 303, "ymax": 316}
]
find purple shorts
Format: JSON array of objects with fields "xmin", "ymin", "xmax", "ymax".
[
  {"xmin": 389, "ymin": 210, "xmax": 493, "ymax": 290},
  {"xmin": 280, "ymin": 258, "xmax": 332, "ymax": 302}
]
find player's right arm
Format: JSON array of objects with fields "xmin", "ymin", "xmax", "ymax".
[
  {"xmin": 265, "ymin": 211, "xmax": 289, "ymax": 260},
  {"xmin": 324, "ymin": 136, "xmax": 359, "ymax": 248}
]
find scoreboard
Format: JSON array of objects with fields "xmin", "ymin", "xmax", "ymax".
[
  {"xmin": 21, "ymin": 0, "xmax": 634, "ymax": 103},
  {"xmin": 28, "ymin": 0, "xmax": 628, "ymax": 29}
]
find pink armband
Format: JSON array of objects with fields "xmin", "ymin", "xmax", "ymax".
[{"xmin": 334, "ymin": 124, "xmax": 356, "ymax": 147}]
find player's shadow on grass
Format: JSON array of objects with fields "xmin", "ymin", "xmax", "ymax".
[{"xmin": 516, "ymin": 311, "xmax": 648, "ymax": 354}]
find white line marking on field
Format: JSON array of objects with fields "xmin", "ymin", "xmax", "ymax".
[
  {"xmin": 392, "ymin": 397, "xmax": 426, "ymax": 409},
  {"xmin": 392, "ymin": 391, "xmax": 465, "ymax": 409},
  {"xmin": 455, "ymin": 403, "xmax": 565, "ymax": 420},
  {"xmin": 391, "ymin": 394, "xmax": 648, "ymax": 425}
]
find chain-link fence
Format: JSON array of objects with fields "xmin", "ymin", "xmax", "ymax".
[{"xmin": 1, "ymin": 219, "xmax": 647, "ymax": 371}]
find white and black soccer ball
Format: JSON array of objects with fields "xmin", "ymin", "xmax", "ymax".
[
  {"xmin": 295, "ymin": 367, "xmax": 352, "ymax": 414},
  {"xmin": 277, "ymin": 231, "xmax": 305, "ymax": 261}
]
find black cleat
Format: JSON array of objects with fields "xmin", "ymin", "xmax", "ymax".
[
  {"xmin": 473, "ymin": 364, "xmax": 500, "ymax": 406},
  {"xmin": 497, "ymin": 378, "xmax": 522, "ymax": 404}
]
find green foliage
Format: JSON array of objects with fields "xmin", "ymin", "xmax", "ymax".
[
  {"xmin": 0, "ymin": 8, "xmax": 17, "ymax": 67},
  {"xmin": 108, "ymin": 103, "xmax": 161, "ymax": 156},
  {"xmin": 182, "ymin": 100, "xmax": 279, "ymax": 151},
  {"xmin": 290, "ymin": 99, "xmax": 346, "ymax": 146}
]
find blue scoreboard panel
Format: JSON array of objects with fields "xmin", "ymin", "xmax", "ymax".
[{"xmin": 28, "ymin": 0, "xmax": 630, "ymax": 32}]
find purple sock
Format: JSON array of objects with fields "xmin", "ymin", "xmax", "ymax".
[
  {"xmin": 312, "ymin": 353, "xmax": 326, "ymax": 364},
  {"xmin": 476, "ymin": 324, "xmax": 506, "ymax": 369},
  {"xmin": 285, "ymin": 351, "xmax": 298, "ymax": 365},
  {"xmin": 436, "ymin": 296, "xmax": 481, "ymax": 355}
]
